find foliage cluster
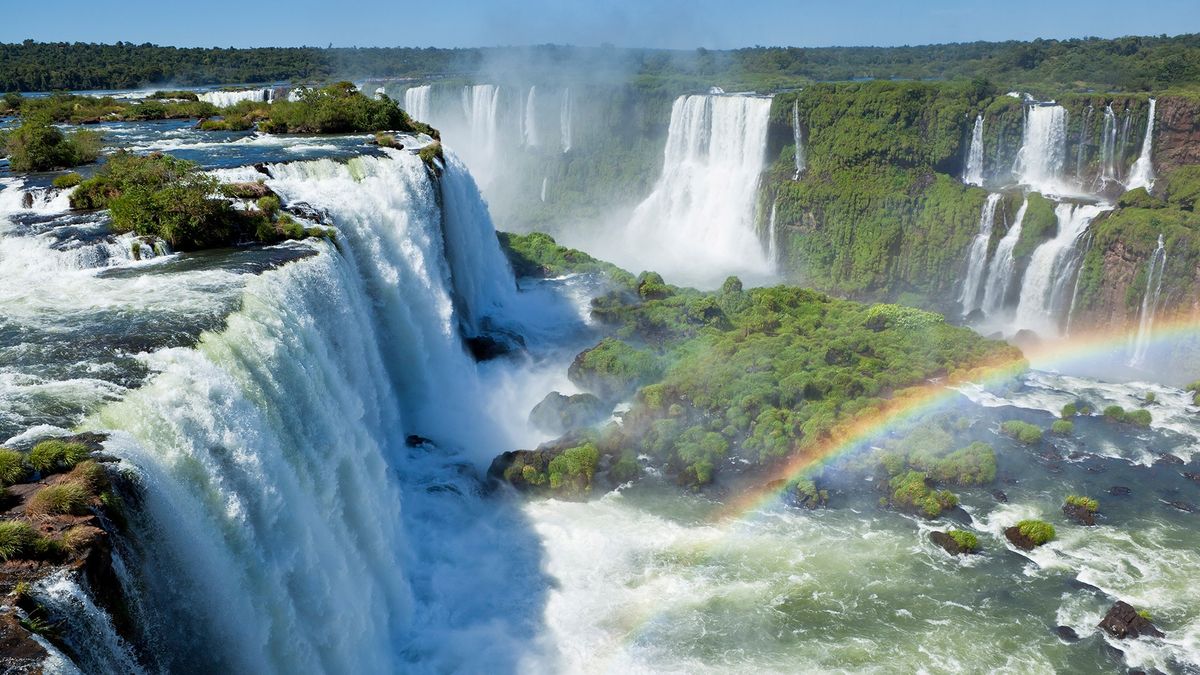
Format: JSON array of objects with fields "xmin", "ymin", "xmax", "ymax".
[
  {"xmin": 0, "ymin": 114, "xmax": 100, "ymax": 171},
  {"xmin": 1000, "ymin": 420, "xmax": 1044, "ymax": 444},
  {"xmin": 197, "ymin": 82, "xmax": 438, "ymax": 136},
  {"xmin": 1065, "ymin": 494, "xmax": 1099, "ymax": 512},
  {"xmin": 888, "ymin": 471, "xmax": 960, "ymax": 518},
  {"xmin": 1016, "ymin": 519, "xmax": 1056, "ymax": 545}
]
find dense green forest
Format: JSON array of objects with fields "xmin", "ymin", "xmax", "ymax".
[{"xmin": 3, "ymin": 34, "xmax": 1200, "ymax": 93}]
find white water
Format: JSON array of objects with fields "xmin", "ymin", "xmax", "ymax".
[
  {"xmin": 523, "ymin": 86, "xmax": 539, "ymax": 147},
  {"xmin": 766, "ymin": 199, "xmax": 779, "ymax": 270},
  {"xmin": 540, "ymin": 176, "xmax": 548, "ymax": 203},
  {"xmin": 1075, "ymin": 105, "xmax": 1092, "ymax": 184},
  {"xmin": 959, "ymin": 193, "xmax": 1001, "ymax": 315},
  {"xmin": 1127, "ymin": 98, "xmax": 1157, "ymax": 192},
  {"xmin": 963, "ymin": 115, "xmax": 984, "ymax": 186},
  {"xmin": 403, "ymin": 85, "xmax": 432, "ymax": 122},
  {"xmin": 34, "ymin": 572, "xmax": 144, "ymax": 674},
  {"xmin": 596, "ymin": 94, "xmax": 774, "ymax": 288},
  {"xmin": 1130, "ymin": 233, "xmax": 1167, "ymax": 366},
  {"xmin": 792, "ymin": 99, "xmax": 806, "ymax": 179},
  {"xmin": 1097, "ymin": 105, "xmax": 1120, "ymax": 188},
  {"xmin": 1014, "ymin": 104, "xmax": 1069, "ymax": 194},
  {"xmin": 560, "ymin": 88, "xmax": 573, "ymax": 153},
  {"xmin": 1013, "ymin": 203, "xmax": 1107, "ymax": 337},
  {"xmin": 981, "ymin": 198, "xmax": 1028, "ymax": 317},
  {"xmin": 88, "ymin": 149, "xmax": 556, "ymax": 672},
  {"xmin": 198, "ymin": 89, "xmax": 270, "ymax": 107}
]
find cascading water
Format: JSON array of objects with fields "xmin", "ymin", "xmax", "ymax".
[
  {"xmin": 403, "ymin": 85, "xmax": 432, "ymax": 123},
  {"xmin": 1096, "ymin": 105, "xmax": 1119, "ymax": 188},
  {"xmin": 601, "ymin": 94, "xmax": 774, "ymax": 288},
  {"xmin": 523, "ymin": 86, "xmax": 539, "ymax": 147},
  {"xmin": 1014, "ymin": 104, "xmax": 1069, "ymax": 194},
  {"xmin": 198, "ymin": 89, "xmax": 271, "ymax": 107},
  {"xmin": 980, "ymin": 198, "xmax": 1028, "ymax": 317},
  {"xmin": 560, "ymin": 88, "xmax": 573, "ymax": 153},
  {"xmin": 1075, "ymin": 105, "xmax": 1093, "ymax": 184},
  {"xmin": 792, "ymin": 100, "xmax": 806, "ymax": 179},
  {"xmin": 959, "ymin": 193, "xmax": 1001, "ymax": 316},
  {"xmin": 1013, "ymin": 203, "xmax": 1107, "ymax": 337},
  {"xmin": 90, "ymin": 149, "xmax": 547, "ymax": 672},
  {"xmin": 963, "ymin": 115, "xmax": 984, "ymax": 186},
  {"xmin": 766, "ymin": 199, "xmax": 779, "ymax": 270},
  {"xmin": 1126, "ymin": 98, "xmax": 1157, "ymax": 192},
  {"xmin": 540, "ymin": 176, "xmax": 548, "ymax": 203},
  {"xmin": 1130, "ymin": 233, "xmax": 1167, "ymax": 366}
]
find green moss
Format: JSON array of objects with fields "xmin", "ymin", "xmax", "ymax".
[
  {"xmin": 1162, "ymin": 165, "xmax": 1200, "ymax": 210},
  {"xmin": 28, "ymin": 439, "xmax": 91, "ymax": 474},
  {"xmin": 1118, "ymin": 187, "xmax": 1165, "ymax": 209},
  {"xmin": 947, "ymin": 529, "xmax": 979, "ymax": 552},
  {"xmin": 568, "ymin": 338, "xmax": 663, "ymax": 401},
  {"xmin": 1065, "ymin": 494, "xmax": 1099, "ymax": 512},
  {"xmin": 1016, "ymin": 519, "xmax": 1056, "ymax": 545},
  {"xmin": 889, "ymin": 471, "xmax": 960, "ymax": 518},
  {"xmin": 546, "ymin": 443, "xmax": 600, "ymax": 494},
  {"xmin": 926, "ymin": 442, "xmax": 997, "ymax": 486},
  {"xmin": 418, "ymin": 141, "xmax": 443, "ymax": 169},
  {"xmin": 1051, "ymin": 419, "xmax": 1075, "ymax": 435},
  {"xmin": 1000, "ymin": 420, "xmax": 1043, "ymax": 444},
  {"xmin": 1012, "ymin": 192, "xmax": 1058, "ymax": 261},
  {"xmin": 1126, "ymin": 409, "xmax": 1152, "ymax": 427},
  {"xmin": 52, "ymin": 172, "xmax": 83, "ymax": 189}
]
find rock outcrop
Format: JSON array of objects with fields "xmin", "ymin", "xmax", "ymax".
[{"xmin": 1098, "ymin": 601, "xmax": 1164, "ymax": 639}]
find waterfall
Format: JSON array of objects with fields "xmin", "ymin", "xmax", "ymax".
[
  {"xmin": 1075, "ymin": 105, "xmax": 1093, "ymax": 184},
  {"xmin": 540, "ymin": 176, "xmax": 547, "ymax": 203},
  {"xmin": 1126, "ymin": 98, "xmax": 1157, "ymax": 192},
  {"xmin": 1013, "ymin": 203, "xmax": 1107, "ymax": 336},
  {"xmin": 792, "ymin": 100, "xmax": 806, "ymax": 179},
  {"xmin": 1014, "ymin": 104, "xmax": 1068, "ymax": 193},
  {"xmin": 90, "ymin": 150, "xmax": 537, "ymax": 672},
  {"xmin": 1130, "ymin": 233, "xmax": 1167, "ymax": 366},
  {"xmin": 1097, "ymin": 105, "xmax": 1119, "ymax": 188},
  {"xmin": 1119, "ymin": 109, "xmax": 1133, "ymax": 168},
  {"xmin": 464, "ymin": 85, "xmax": 500, "ymax": 156},
  {"xmin": 610, "ymin": 94, "xmax": 774, "ymax": 288},
  {"xmin": 766, "ymin": 199, "xmax": 779, "ymax": 269},
  {"xmin": 981, "ymin": 198, "xmax": 1029, "ymax": 316},
  {"xmin": 197, "ymin": 89, "xmax": 270, "ymax": 107},
  {"xmin": 403, "ymin": 85, "xmax": 432, "ymax": 122},
  {"xmin": 560, "ymin": 88, "xmax": 573, "ymax": 153},
  {"xmin": 963, "ymin": 115, "xmax": 984, "ymax": 186},
  {"xmin": 523, "ymin": 86, "xmax": 539, "ymax": 147},
  {"xmin": 959, "ymin": 193, "xmax": 1002, "ymax": 316}
]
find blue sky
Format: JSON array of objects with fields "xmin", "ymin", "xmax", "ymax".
[{"xmin": 2, "ymin": 0, "xmax": 1197, "ymax": 49}]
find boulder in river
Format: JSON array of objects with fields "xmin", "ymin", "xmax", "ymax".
[
  {"xmin": 930, "ymin": 530, "xmax": 978, "ymax": 555},
  {"xmin": 1108, "ymin": 485, "xmax": 1132, "ymax": 497},
  {"xmin": 528, "ymin": 391, "xmax": 610, "ymax": 435},
  {"xmin": 1097, "ymin": 601, "xmax": 1163, "ymax": 639},
  {"xmin": 1055, "ymin": 625, "xmax": 1080, "ymax": 642}
]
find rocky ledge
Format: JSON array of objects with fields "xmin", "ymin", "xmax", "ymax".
[{"xmin": 1098, "ymin": 601, "xmax": 1164, "ymax": 640}]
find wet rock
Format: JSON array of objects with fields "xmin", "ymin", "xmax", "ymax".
[
  {"xmin": 992, "ymin": 490, "xmax": 1009, "ymax": 503},
  {"xmin": 0, "ymin": 609, "xmax": 49, "ymax": 672},
  {"xmin": 1011, "ymin": 329, "xmax": 1042, "ymax": 350},
  {"xmin": 1098, "ymin": 601, "xmax": 1164, "ymax": 639},
  {"xmin": 929, "ymin": 531, "xmax": 976, "ymax": 556},
  {"xmin": 1155, "ymin": 453, "xmax": 1184, "ymax": 466},
  {"xmin": 1182, "ymin": 472, "xmax": 1200, "ymax": 485},
  {"xmin": 223, "ymin": 181, "xmax": 275, "ymax": 200},
  {"xmin": 406, "ymin": 435, "xmax": 432, "ymax": 447},
  {"xmin": 1066, "ymin": 577, "xmax": 1102, "ymax": 593},
  {"xmin": 1004, "ymin": 526, "xmax": 1039, "ymax": 551},
  {"xmin": 1055, "ymin": 625, "xmax": 1080, "ymax": 642},
  {"xmin": 1165, "ymin": 499, "xmax": 1196, "ymax": 513},
  {"xmin": 528, "ymin": 391, "xmax": 609, "ymax": 436},
  {"xmin": 1109, "ymin": 485, "xmax": 1133, "ymax": 497},
  {"xmin": 253, "ymin": 162, "xmax": 271, "ymax": 176},
  {"xmin": 1063, "ymin": 502, "xmax": 1097, "ymax": 526},
  {"xmin": 464, "ymin": 335, "xmax": 512, "ymax": 361}
]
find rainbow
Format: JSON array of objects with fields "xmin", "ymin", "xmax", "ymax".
[{"xmin": 715, "ymin": 315, "xmax": 1200, "ymax": 522}]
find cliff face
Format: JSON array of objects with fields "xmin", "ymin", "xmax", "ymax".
[{"xmin": 762, "ymin": 84, "xmax": 1200, "ymax": 332}]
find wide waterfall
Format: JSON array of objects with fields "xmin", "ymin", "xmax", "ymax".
[
  {"xmin": 1130, "ymin": 233, "xmax": 1168, "ymax": 366},
  {"xmin": 198, "ymin": 88, "xmax": 271, "ymax": 107},
  {"xmin": 86, "ymin": 149, "xmax": 550, "ymax": 672},
  {"xmin": 403, "ymin": 85, "xmax": 432, "ymax": 122},
  {"xmin": 980, "ymin": 198, "xmax": 1029, "ymax": 317},
  {"xmin": 792, "ymin": 99, "xmax": 806, "ymax": 179},
  {"xmin": 1013, "ymin": 203, "xmax": 1106, "ymax": 336},
  {"xmin": 1126, "ymin": 98, "xmax": 1157, "ymax": 192},
  {"xmin": 1075, "ymin": 105, "xmax": 1093, "ymax": 183},
  {"xmin": 560, "ymin": 88, "xmax": 573, "ymax": 153},
  {"xmin": 959, "ymin": 193, "xmax": 1001, "ymax": 315},
  {"xmin": 1097, "ymin": 105, "xmax": 1120, "ymax": 188},
  {"xmin": 963, "ymin": 115, "xmax": 984, "ymax": 186},
  {"xmin": 523, "ymin": 86, "xmax": 539, "ymax": 147},
  {"xmin": 598, "ymin": 93, "xmax": 774, "ymax": 288},
  {"xmin": 1014, "ymin": 104, "xmax": 1069, "ymax": 194}
]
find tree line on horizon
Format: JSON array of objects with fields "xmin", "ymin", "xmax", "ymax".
[{"xmin": 1, "ymin": 34, "xmax": 1198, "ymax": 93}]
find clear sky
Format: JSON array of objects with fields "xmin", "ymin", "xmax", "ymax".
[{"xmin": 2, "ymin": 0, "xmax": 1197, "ymax": 49}]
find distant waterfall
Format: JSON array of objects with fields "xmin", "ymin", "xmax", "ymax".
[
  {"xmin": 1129, "ymin": 234, "xmax": 1167, "ymax": 366},
  {"xmin": 613, "ymin": 94, "xmax": 774, "ymax": 288},
  {"xmin": 523, "ymin": 86, "xmax": 539, "ymax": 147},
  {"xmin": 540, "ymin": 176, "xmax": 548, "ymax": 202},
  {"xmin": 404, "ymin": 85, "xmax": 432, "ymax": 122},
  {"xmin": 792, "ymin": 100, "xmax": 806, "ymax": 179},
  {"xmin": 1126, "ymin": 98, "xmax": 1157, "ymax": 192},
  {"xmin": 1097, "ymin": 105, "xmax": 1119, "ymax": 188},
  {"xmin": 981, "ymin": 198, "xmax": 1029, "ymax": 316},
  {"xmin": 1013, "ymin": 203, "xmax": 1106, "ymax": 336},
  {"xmin": 959, "ymin": 193, "xmax": 1001, "ymax": 315},
  {"xmin": 1014, "ymin": 104, "xmax": 1068, "ymax": 193},
  {"xmin": 560, "ymin": 88, "xmax": 573, "ymax": 153},
  {"xmin": 1075, "ymin": 105, "xmax": 1093, "ymax": 183},
  {"xmin": 767, "ymin": 199, "xmax": 779, "ymax": 269},
  {"xmin": 94, "ymin": 151, "xmax": 528, "ymax": 672},
  {"xmin": 198, "ymin": 88, "xmax": 271, "ymax": 107},
  {"xmin": 463, "ymin": 85, "xmax": 500, "ymax": 155},
  {"xmin": 963, "ymin": 115, "xmax": 984, "ymax": 186}
]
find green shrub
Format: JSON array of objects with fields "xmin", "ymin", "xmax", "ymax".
[
  {"xmin": 927, "ymin": 442, "xmax": 996, "ymax": 486},
  {"xmin": 1050, "ymin": 419, "xmax": 1074, "ymax": 435},
  {"xmin": 1000, "ymin": 420, "xmax": 1043, "ymax": 444},
  {"xmin": 1061, "ymin": 403, "xmax": 1077, "ymax": 418},
  {"xmin": 27, "ymin": 439, "xmax": 91, "ymax": 474},
  {"xmin": 1143, "ymin": 392, "xmax": 1156, "ymax": 404},
  {"xmin": 418, "ymin": 140, "xmax": 443, "ymax": 168},
  {"xmin": 52, "ymin": 172, "xmax": 82, "ymax": 189},
  {"xmin": 1137, "ymin": 609, "xmax": 1153, "ymax": 622},
  {"xmin": 890, "ymin": 471, "xmax": 959, "ymax": 518},
  {"xmin": 256, "ymin": 195, "xmax": 281, "ymax": 216},
  {"xmin": 947, "ymin": 529, "xmax": 978, "ymax": 552},
  {"xmin": 1103, "ymin": 405, "xmax": 1126, "ymax": 422},
  {"xmin": 547, "ymin": 443, "xmax": 600, "ymax": 493},
  {"xmin": 26, "ymin": 481, "xmax": 91, "ymax": 517},
  {"xmin": 1126, "ymin": 409, "xmax": 1152, "ymax": 427},
  {"xmin": 1, "ymin": 115, "xmax": 102, "ymax": 172},
  {"xmin": 1065, "ymin": 495, "xmax": 1098, "ymax": 512},
  {"xmin": 0, "ymin": 521, "xmax": 37, "ymax": 561},
  {"xmin": 0, "ymin": 449, "xmax": 29, "ymax": 485},
  {"xmin": 1016, "ymin": 519, "xmax": 1056, "ymax": 545}
]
